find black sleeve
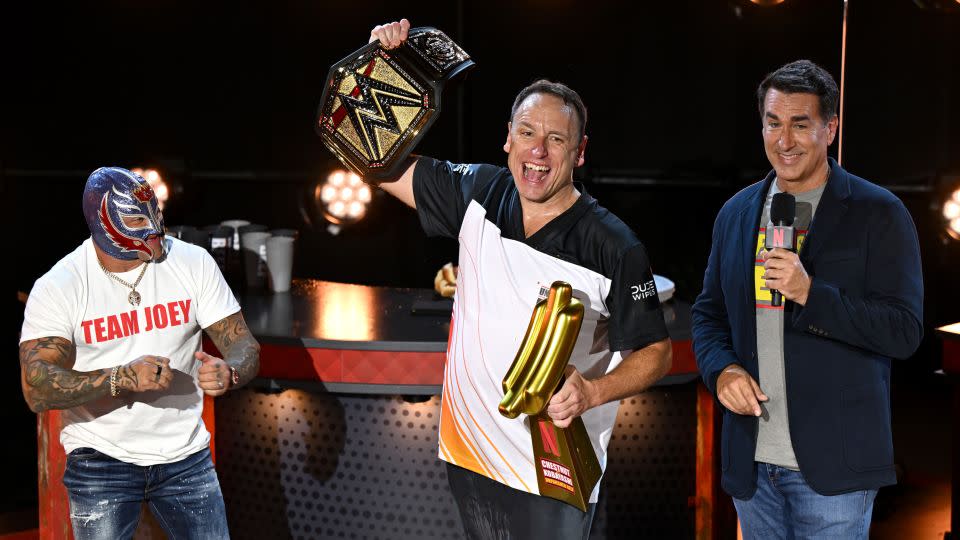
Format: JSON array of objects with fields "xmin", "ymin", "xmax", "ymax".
[
  {"xmin": 605, "ymin": 243, "xmax": 670, "ymax": 352},
  {"xmin": 412, "ymin": 157, "xmax": 507, "ymax": 239}
]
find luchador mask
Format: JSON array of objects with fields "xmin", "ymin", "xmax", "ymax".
[{"xmin": 82, "ymin": 167, "xmax": 166, "ymax": 261}]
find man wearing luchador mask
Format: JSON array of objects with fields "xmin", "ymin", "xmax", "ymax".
[{"xmin": 19, "ymin": 167, "xmax": 260, "ymax": 539}]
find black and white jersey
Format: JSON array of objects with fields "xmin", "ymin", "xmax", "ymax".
[{"xmin": 414, "ymin": 157, "xmax": 668, "ymax": 502}]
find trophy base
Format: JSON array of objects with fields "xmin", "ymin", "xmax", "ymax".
[{"xmin": 529, "ymin": 413, "xmax": 602, "ymax": 512}]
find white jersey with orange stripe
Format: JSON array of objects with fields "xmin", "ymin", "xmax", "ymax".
[
  {"xmin": 438, "ymin": 201, "xmax": 627, "ymax": 501},
  {"xmin": 413, "ymin": 158, "xmax": 668, "ymax": 503}
]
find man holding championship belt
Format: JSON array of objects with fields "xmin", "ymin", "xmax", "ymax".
[{"xmin": 361, "ymin": 19, "xmax": 673, "ymax": 539}]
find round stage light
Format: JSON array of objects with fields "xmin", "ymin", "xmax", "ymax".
[
  {"xmin": 131, "ymin": 167, "xmax": 170, "ymax": 210},
  {"xmin": 945, "ymin": 187, "xmax": 960, "ymax": 240},
  {"xmin": 315, "ymin": 170, "xmax": 372, "ymax": 227}
]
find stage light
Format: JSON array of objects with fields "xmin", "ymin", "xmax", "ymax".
[
  {"xmin": 314, "ymin": 170, "xmax": 372, "ymax": 231},
  {"xmin": 131, "ymin": 167, "xmax": 170, "ymax": 210},
  {"xmin": 749, "ymin": 0, "xmax": 785, "ymax": 5},
  {"xmin": 945, "ymin": 187, "xmax": 960, "ymax": 240}
]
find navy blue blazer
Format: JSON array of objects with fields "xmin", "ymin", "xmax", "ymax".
[{"xmin": 692, "ymin": 158, "xmax": 923, "ymax": 498}]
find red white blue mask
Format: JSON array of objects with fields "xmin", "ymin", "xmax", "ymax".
[{"xmin": 82, "ymin": 167, "xmax": 165, "ymax": 261}]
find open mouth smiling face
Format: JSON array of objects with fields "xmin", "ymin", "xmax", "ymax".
[{"xmin": 504, "ymin": 93, "xmax": 586, "ymax": 206}]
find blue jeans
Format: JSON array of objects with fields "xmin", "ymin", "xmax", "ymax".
[
  {"xmin": 63, "ymin": 446, "xmax": 229, "ymax": 540},
  {"xmin": 733, "ymin": 463, "xmax": 877, "ymax": 540}
]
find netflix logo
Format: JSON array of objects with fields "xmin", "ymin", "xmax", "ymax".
[
  {"xmin": 764, "ymin": 225, "xmax": 796, "ymax": 251},
  {"xmin": 81, "ymin": 299, "xmax": 193, "ymax": 344}
]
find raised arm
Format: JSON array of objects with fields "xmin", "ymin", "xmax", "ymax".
[
  {"xmin": 364, "ymin": 19, "xmax": 418, "ymax": 208},
  {"xmin": 197, "ymin": 311, "xmax": 261, "ymax": 396},
  {"xmin": 374, "ymin": 156, "xmax": 419, "ymax": 209},
  {"xmin": 19, "ymin": 337, "xmax": 172, "ymax": 413}
]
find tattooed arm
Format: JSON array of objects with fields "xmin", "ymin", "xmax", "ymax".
[
  {"xmin": 19, "ymin": 337, "xmax": 173, "ymax": 413},
  {"xmin": 197, "ymin": 311, "xmax": 261, "ymax": 396},
  {"xmin": 19, "ymin": 337, "xmax": 106, "ymax": 413}
]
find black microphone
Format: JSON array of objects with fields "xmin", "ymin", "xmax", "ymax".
[{"xmin": 765, "ymin": 192, "xmax": 796, "ymax": 307}]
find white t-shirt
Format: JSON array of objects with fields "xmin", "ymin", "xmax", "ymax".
[{"xmin": 20, "ymin": 237, "xmax": 240, "ymax": 465}]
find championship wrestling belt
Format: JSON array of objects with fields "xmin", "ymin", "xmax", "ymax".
[
  {"xmin": 315, "ymin": 27, "xmax": 475, "ymax": 181},
  {"xmin": 499, "ymin": 282, "xmax": 602, "ymax": 512}
]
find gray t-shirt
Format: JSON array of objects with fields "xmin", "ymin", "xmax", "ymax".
[{"xmin": 754, "ymin": 179, "xmax": 825, "ymax": 469}]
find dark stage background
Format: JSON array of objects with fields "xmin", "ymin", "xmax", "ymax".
[{"xmin": 4, "ymin": 0, "xmax": 959, "ymax": 533}]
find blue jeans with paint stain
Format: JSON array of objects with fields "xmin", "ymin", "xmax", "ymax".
[
  {"xmin": 63, "ymin": 446, "xmax": 229, "ymax": 540},
  {"xmin": 733, "ymin": 463, "xmax": 877, "ymax": 540}
]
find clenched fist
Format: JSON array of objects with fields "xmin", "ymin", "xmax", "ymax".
[
  {"xmin": 118, "ymin": 355, "xmax": 173, "ymax": 392},
  {"xmin": 545, "ymin": 366, "xmax": 597, "ymax": 429},
  {"xmin": 196, "ymin": 351, "xmax": 232, "ymax": 397},
  {"xmin": 369, "ymin": 18, "xmax": 410, "ymax": 49}
]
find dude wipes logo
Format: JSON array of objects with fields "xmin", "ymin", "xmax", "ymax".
[
  {"xmin": 537, "ymin": 283, "xmax": 550, "ymax": 301},
  {"xmin": 631, "ymin": 279, "xmax": 657, "ymax": 301}
]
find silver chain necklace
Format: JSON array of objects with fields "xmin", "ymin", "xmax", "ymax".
[{"xmin": 97, "ymin": 258, "xmax": 149, "ymax": 306}]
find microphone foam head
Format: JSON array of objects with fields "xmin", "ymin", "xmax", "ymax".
[{"xmin": 771, "ymin": 192, "xmax": 797, "ymax": 225}]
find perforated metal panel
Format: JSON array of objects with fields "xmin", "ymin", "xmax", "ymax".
[
  {"xmin": 216, "ymin": 390, "xmax": 461, "ymax": 540},
  {"xmin": 216, "ymin": 385, "xmax": 696, "ymax": 539},
  {"xmin": 591, "ymin": 387, "xmax": 697, "ymax": 539}
]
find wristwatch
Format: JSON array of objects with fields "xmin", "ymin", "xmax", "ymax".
[{"xmin": 228, "ymin": 366, "xmax": 240, "ymax": 388}]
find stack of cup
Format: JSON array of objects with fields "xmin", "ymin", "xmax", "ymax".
[
  {"xmin": 220, "ymin": 220, "xmax": 251, "ymax": 287},
  {"xmin": 237, "ymin": 225, "xmax": 298, "ymax": 293},
  {"xmin": 220, "ymin": 220, "xmax": 251, "ymax": 253},
  {"xmin": 239, "ymin": 224, "xmax": 270, "ymax": 289},
  {"xmin": 265, "ymin": 234, "xmax": 296, "ymax": 293},
  {"xmin": 203, "ymin": 225, "xmax": 233, "ymax": 277}
]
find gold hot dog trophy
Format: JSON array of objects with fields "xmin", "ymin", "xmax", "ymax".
[{"xmin": 499, "ymin": 281, "xmax": 602, "ymax": 512}]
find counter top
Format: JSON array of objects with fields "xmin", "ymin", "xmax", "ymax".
[
  {"xmin": 239, "ymin": 278, "xmax": 692, "ymax": 350},
  {"xmin": 231, "ymin": 279, "xmax": 697, "ymax": 391},
  {"xmin": 240, "ymin": 279, "xmax": 451, "ymax": 351}
]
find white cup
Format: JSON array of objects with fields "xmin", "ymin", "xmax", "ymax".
[
  {"xmin": 221, "ymin": 220, "xmax": 251, "ymax": 251},
  {"xmin": 240, "ymin": 231, "xmax": 271, "ymax": 288},
  {"xmin": 265, "ymin": 236, "xmax": 296, "ymax": 293}
]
